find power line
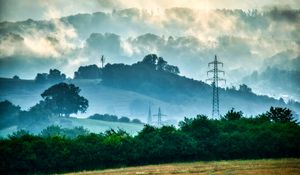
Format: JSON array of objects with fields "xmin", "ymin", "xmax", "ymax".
[{"xmin": 206, "ymin": 55, "xmax": 226, "ymax": 118}]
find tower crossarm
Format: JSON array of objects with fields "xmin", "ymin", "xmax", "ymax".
[
  {"xmin": 207, "ymin": 69, "xmax": 225, "ymax": 76},
  {"xmin": 208, "ymin": 61, "xmax": 224, "ymax": 67}
]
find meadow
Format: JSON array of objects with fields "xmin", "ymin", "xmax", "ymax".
[{"xmin": 66, "ymin": 158, "xmax": 300, "ymax": 175}]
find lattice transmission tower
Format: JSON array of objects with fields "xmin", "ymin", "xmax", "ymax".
[
  {"xmin": 153, "ymin": 107, "xmax": 167, "ymax": 126},
  {"xmin": 206, "ymin": 55, "xmax": 226, "ymax": 118}
]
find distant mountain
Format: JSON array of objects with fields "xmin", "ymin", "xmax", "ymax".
[{"xmin": 243, "ymin": 67, "xmax": 300, "ymax": 102}]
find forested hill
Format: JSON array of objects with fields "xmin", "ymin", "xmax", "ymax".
[
  {"xmin": 97, "ymin": 54, "xmax": 300, "ymax": 116},
  {"xmin": 1, "ymin": 54, "xmax": 300, "ymax": 120}
]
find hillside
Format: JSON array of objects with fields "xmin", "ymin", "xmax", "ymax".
[
  {"xmin": 0, "ymin": 77, "xmax": 180, "ymax": 122},
  {"xmin": 65, "ymin": 159, "xmax": 300, "ymax": 175},
  {"xmin": 1, "ymin": 54, "xmax": 300, "ymax": 125}
]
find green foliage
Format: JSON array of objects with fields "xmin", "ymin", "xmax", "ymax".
[
  {"xmin": 89, "ymin": 113, "xmax": 118, "ymax": 122},
  {"xmin": 74, "ymin": 64, "xmax": 102, "ymax": 79},
  {"xmin": 89, "ymin": 113, "xmax": 142, "ymax": 124},
  {"xmin": 0, "ymin": 100, "xmax": 21, "ymax": 129},
  {"xmin": 17, "ymin": 100, "xmax": 51, "ymax": 132},
  {"xmin": 131, "ymin": 118, "xmax": 142, "ymax": 124},
  {"xmin": 266, "ymin": 106, "xmax": 296, "ymax": 123},
  {"xmin": 8, "ymin": 129, "xmax": 29, "ymax": 139},
  {"xmin": 41, "ymin": 83, "xmax": 89, "ymax": 117},
  {"xmin": 118, "ymin": 116, "xmax": 130, "ymax": 123},
  {"xmin": 222, "ymin": 108, "xmax": 243, "ymax": 120},
  {"xmin": 35, "ymin": 69, "xmax": 66, "ymax": 83},
  {"xmin": 41, "ymin": 125, "xmax": 89, "ymax": 138},
  {"xmin": 0, "ymin": 107, "xmax": 299, "ymax": 174}
]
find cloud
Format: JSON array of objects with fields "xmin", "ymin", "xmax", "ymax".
[
  {"xmin": 0, "ymin": 4, "xmax": 299, "ymax": 101},
  {"xmin": 1, "ymin": 0, "xmax": 300, "ymax": 22}
]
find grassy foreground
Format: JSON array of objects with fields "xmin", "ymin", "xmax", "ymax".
[{"xmin": 65, "ymin": 158, "xmax": 300, "ymax": 175}]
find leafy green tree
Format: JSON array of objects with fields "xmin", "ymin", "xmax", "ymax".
[
  {"xmin": 74, "ymin": 64, "xmax": 101, "ymax": 79},
  {"xmin": 41, "ymin": 125, "xmax": 89, "ymax": 138},
  {"xmin": 89, "ymin": 113, "xmax": 118, "ymax": 122},
  {"xmin": 118, "ymin": 116, "xmax": 130, "ymax": 123},
  {"xmin": 8, "ymin": 129, "xmax": 29, "ymax": 138},
  {"xmin": 34, "ymin": 69, "xmax": 66, "ymax": 83},
  {"xmin": 35, "ymin": 73, "xmax": 48, "ymax": 83},
  {"xmin": 17, "ymin": 101, "xmax": 51, "ymax": 131},
  {"xmin": 131, "ymin": 118, "xmax": 142, "ymax": 124},
  {"xmin": 0, "ymin": 100, "xmax": 21, "ymax": 129},
  {"xmin": 41, "ymin": 125, "xmax": 62, "ymax": 137},
  {"xmin": 48, "ymin": 69, "xmax": 66, "ymax": 82},
  {"xmin": 12, "ymin": 75, "xmax": 20, "ymax": 80},
  {"xmin": 41, "ymin": 83, "xmax": 88, "ymax": 117},
  {"xmin": 222, "ymin": 108, "xmax": 243, "ymax": 120},
  {"xmin": 179, "ymin": 115, "xmax": 219, "ymax": 140},
  {"xmin": 266, "ymin": 107, "xmax": 296, "ymax": 123}
]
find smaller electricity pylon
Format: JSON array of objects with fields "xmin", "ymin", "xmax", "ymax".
[
  {"xmin": 100, "ymin": 55, "xmax": 105, "ymax": 68},
  {"xmin": 206, "ymin": 55, "xmax": 226, "ymax": 118},
  {"xmin": 153, "ymin": 107, "xmax": 167, "ymax": 126}
]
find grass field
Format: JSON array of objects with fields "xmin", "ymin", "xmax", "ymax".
[
  {"xmin": 0, "ymin": 117, "xmax": 144, "ymax": 137},
  {"xmin": 68, "ymin": 117, "xmax": 144, "ymax": 135},
  {"xmin": 65, "ymin": 158, "xmax": 300, "ymax": 175}
]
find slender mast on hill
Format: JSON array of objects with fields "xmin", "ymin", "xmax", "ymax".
[
  {"xmin": 100, "ymin": 55, "xmax": 105, "ymax": 68},
  {"xmin": 206, "ymin": 55, "xmax": 226, "ymax": 118}
]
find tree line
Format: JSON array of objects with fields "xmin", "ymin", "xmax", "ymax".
[
  {"xmin": 0, "ymin": 107, "xmax": 299, "ymax": 174},
  {"xmin": 88, "ymin": 113, "xmax": 142, "ymax": 124}
]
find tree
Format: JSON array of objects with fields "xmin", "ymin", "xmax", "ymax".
[
  {"xmin": 48, "ymin": 69, "xmax": 66, "ymax": 82},
  {"xmin": 239, "ymin": 84, "xmax": 252, "ymax": 93},
  {"xmin": 140, "ymin": 54, "xmax": 180, "ymax": 74},
  {"xmin": 88, "ymin": 113, "xmax": 118, "ymax": 122},
  {"xmin": 0, "ymin": 100, "xmax": 21, "ymax": 129},
  {"xmin": 157, "ymin": 57, "xmax": 167, "ymax": 71},
  {"xmin": 118, "ymin": 116, "xmax": 130, "ymax": 123},
  {"xmin": 12, "ymin": 75, "xmax": 20, "ymax": 80},
  {"xmin": 41, "ymin": 83, "xmax": 88, "ymax": 117},
  {"xmin": 34, "ymin": 69, "xmax": 66, "ymax": 83},
  {"xmin": 17, "ymin": 100, "xmax": 51, "ymax": 131},
  {"xmin": 266, "ymin": 107, "xmax": 296, "ymax": 123},
  {"xmin": 131, "ymin": 118, "xmax": 142, "ymax": 124},
  {"xmin": 222, "ymin": 108, "xmax": 243, "ymax": 120},
  {"xmin": 35, "ymin": 73, "xmax": 48, "ymax": 83},
  {"xmin": 74, "ymin": 64, "xmax": 101, "ymax": 79}
]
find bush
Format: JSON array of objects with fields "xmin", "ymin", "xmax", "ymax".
[
  {"xmin": 88, "ymin": 114, "xmax": 118, "ymax": 122},
  {"xmin": 118, "ymin": 116, "xmax": 130, "ymax": 123},
  {"xmin": 131, "ymin": 118, "xmax": 142, "ymax": 124}
]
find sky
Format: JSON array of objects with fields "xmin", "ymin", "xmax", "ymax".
[
  {"xmin": 0, "ymin": 0, "xmax": 299, "ymax": 101},
  {"xmin": 1, "ymin": 0, "xmax": 299, "ymax": 21}
]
